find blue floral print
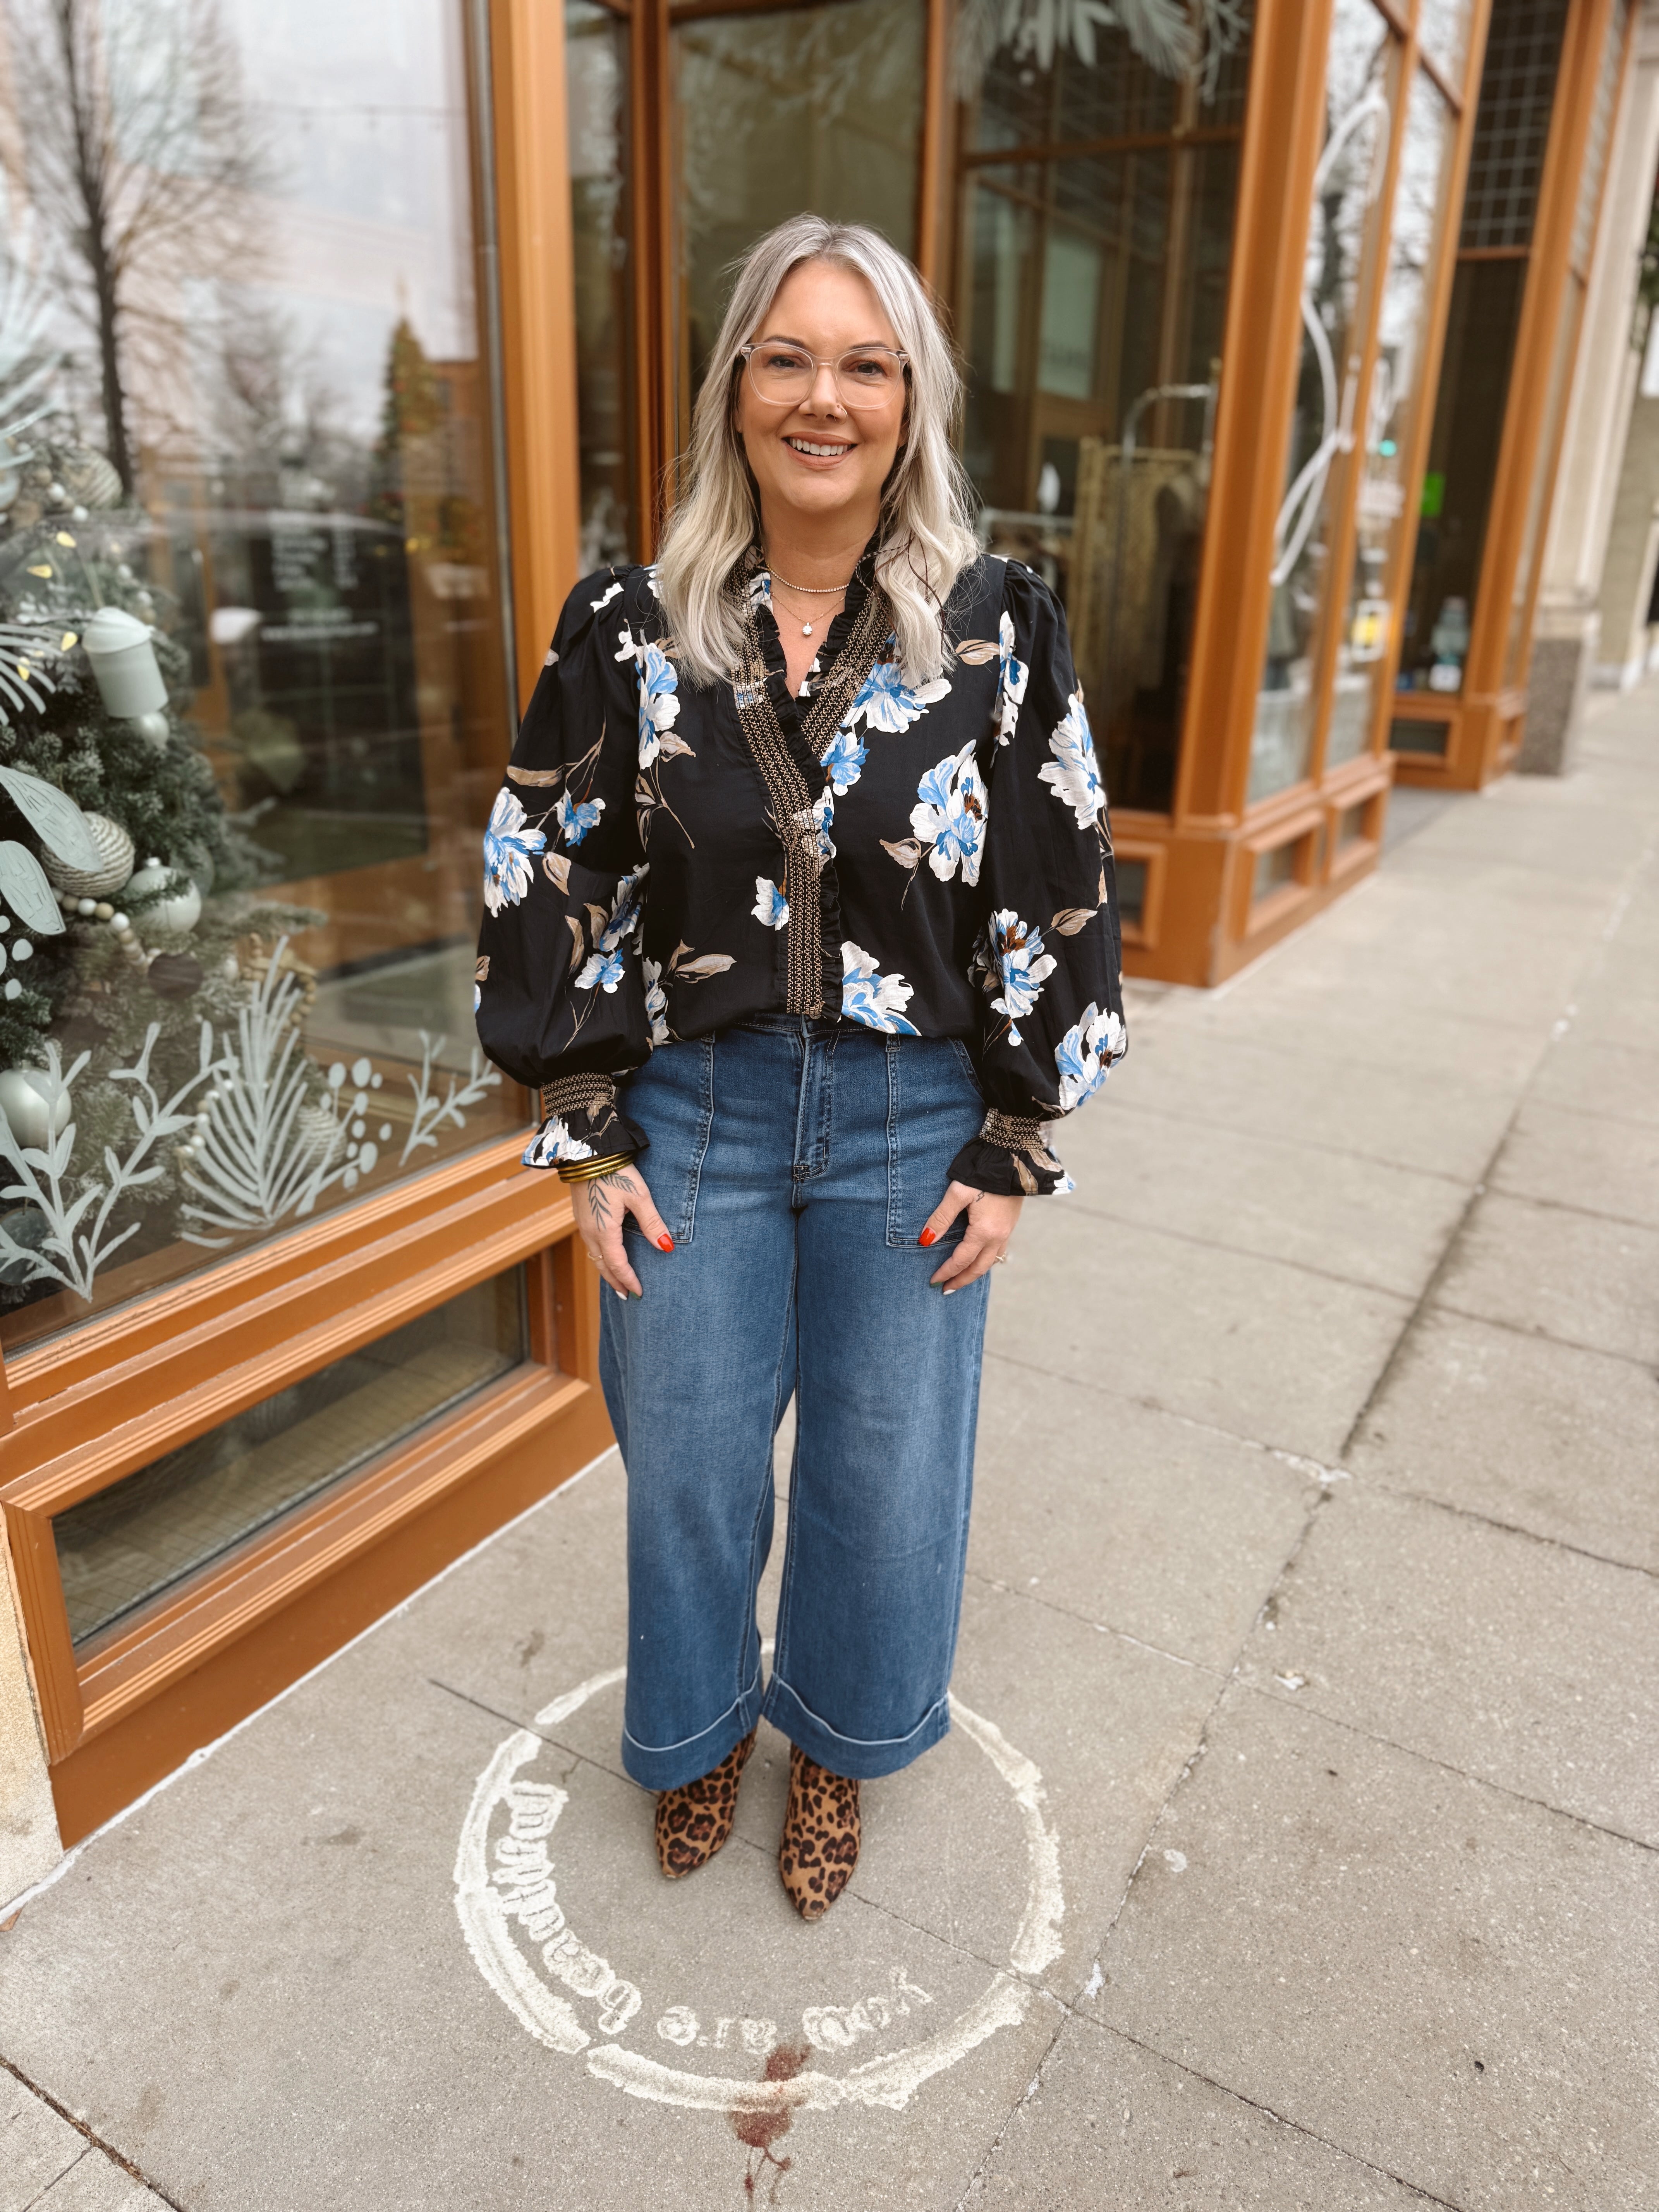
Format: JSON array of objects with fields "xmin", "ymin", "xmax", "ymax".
[
  {"xmin": 1055, "ymin": 1002, "xmax": 1126, "ymax": 1110},
  {"xmin": 1039, "ymin": 690, "xmax": 1105, "ymax": 828},
  {"xmin": 911, "ymin": 740, "xmax": 988, "ymax": 884},
  {"xmin": 752, "ymin": 877, "xmax": 790, "ymax": 929},
  {"xmin": 475, "ymin": 550, "xmax": 1127, "ymax": 1202},
  {"xmin": 557, "ymin": 792, "xmax": 605, "ymax": 847},
  {"xmin": 483, "ymin": 789, "xmax": 546, "ymax": 915},
  {"xmin": 840, "ymin": 941, "xmax": 919, "ymax": 1034},
  {"xmin": 617, "ymin": 625, "xmax": 682, "ymax": 766},
  {"xmin": 996, "ymin": 611, "xmax": 1028, "ymax": 745},
  {"xmin": 522, "ymin": 1112, "xmax": 594, "ymax": 1169},
  {"xmin": 985, "ymin": 909, "xmax": 1057, "ymax": 1046},
  {"xmin": 576, "ymin": 867, "xmax": 647, "ymax": 993},
  {"xmin": 844, "ymin": 652, "xmax": 952, "ymax": 735},
  {"xmin": 819, "ymin": 723, "xmax": 868, "ymax": 794}
]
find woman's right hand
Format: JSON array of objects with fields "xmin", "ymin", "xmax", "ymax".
[{"xmin": 571, "ymin": 1161, "xmax": 674, "ymax": 1298}]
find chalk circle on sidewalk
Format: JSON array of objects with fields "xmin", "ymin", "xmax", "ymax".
[{"xmin": 453, "ymin": 1650, "xmax": 1064, "ymax": 2116}]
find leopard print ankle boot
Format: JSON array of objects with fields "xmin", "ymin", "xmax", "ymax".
[
  {"xmin": 654, "ymin": 1728, "xmax": 757, "ymax": 1879},
  {"xmin": 778, "ymin": 1744, "xmax": 860, "ymax": 1922}
]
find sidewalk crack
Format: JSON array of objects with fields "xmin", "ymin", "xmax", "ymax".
[{"xmin": 0, "ymin": 2055, "xmax": 184, "ymax": 2209}]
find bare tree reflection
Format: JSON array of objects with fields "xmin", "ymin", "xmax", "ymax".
[{"xmin": 10, "ymin": 0, "xmax": 266, "ymax": 491}]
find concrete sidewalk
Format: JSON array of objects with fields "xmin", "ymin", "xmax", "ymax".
[{"xmin": 3, "ymin": 685, "xmax": 1657, "ymax": 2212}]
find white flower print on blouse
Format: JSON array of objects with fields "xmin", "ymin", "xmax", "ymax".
[
  {"xmin": 819, "ymin": 723, "xmax": 868, "ymax": 795},
  {"xmin": 523, "ymin": 1112, "xmax": 594, "ymax": 1169},
  {"xmin": 794, "ymin": 787, "xmax": 836, "ymax": 864},
  {"xmin": 752, "ymin": 877, "xmax": 790, "ymax": 929},
  {"xmin": 591, "ymin": 579, "xmax": 622, "ymax": 612},
  {"xmin": 1055, "ymin": 1001, "xmax": 1126, "ymax": 1109},
  {"xmin": 556, "ymin": 791, "xmax": 605, "ymax": 848},
  {"xmin": 634, "ymin": 641, "xmax": 681, "ymax": 767},
  {"xmin": 840, "ymin": 941, "xmax": 919, "ymax": 1034},
  {"xmin": 844, "ymin": 654, "xmax": 951, "ymax": 734},
  {"xmin": 985, "ymin": 909, "xmax": 1057, "ymax": 1046},
  {"xmin": 1039, "ymin": 690, "xmax": 1105, "ymax": 828},
  {"xmin": 911, "ymin": 740, "xmax": 988, "ymax": 884},
  {"xmin": 643, "ymin": 956, "xmax": 669, "ymax": 1046},
  {"xmin": 575, "ymin": 869, "xmax": 646, "ymax": 995},
  {"xmin": 482, "ymin": 789, "xmax": 546, "ymax": 915},
  {"xmin": 996, "ymin": 611, "xmax": 1029, "ymax": 745}
]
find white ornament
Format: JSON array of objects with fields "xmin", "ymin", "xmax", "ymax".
[
  {"xmin": 82, "ymin": 606, "xmax": 166, "ymax": 718},
  {"xmin": 130, "ymin": 710, "xmax": 170, "ymax": 751},
  {"xmin": 40, "ymin": 811, "xmax": 134, "ymax": 899},
  {"xmin": 125, "ymin": 858, "xmax": 201, "ymax": 938},
  {"xmin": 0, "ymin": 1067, "xmax": 71, "ymax": 1149}
]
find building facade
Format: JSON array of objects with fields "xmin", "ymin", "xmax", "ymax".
[{"xmin": 0, "ymin": 0, "xmax": 1640, "ymax": 1893}]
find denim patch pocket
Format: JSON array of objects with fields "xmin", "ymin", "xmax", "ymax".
[
  {"xmin": 618, "ymin": 1037, "xmax": 714, "ymax": 1247},
  {"xmin": 885, "ymin": 1036, "xmax": 991, "ymax": 1248}
]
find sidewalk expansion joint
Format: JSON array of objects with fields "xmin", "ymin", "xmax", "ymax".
[
  {"xmin": 1103, "ymin": 1091, "xmax": 1479, "ymax": 1190},
  {"xmin": 983, "ymin": 1346, "xmax": 1353, "ymax": 1481},
  {"xmin": 964, "ymin": 1566, "xmax": 1218, "ymax": 1674},
  {"xmin": 1232, "ymin": 1676, "xmax": 1659, "ymax": 1858},
  {"xmin": 1367, "ymin": 1477, "xmax": 1659, "ymax": 1586},
  {"xmin": 1427, "ymin": 1296, "xmax": 1659, "ymax": 1376},
  {"xmin": 1056, "ymin": 1192, "xmax": 1429, "ymax": 1301},
  {"xmin": 0, "ymin": 2054, "xmax": 184, "ymax": 2210},
  {"xmin": 1064, "ymin": 2020, "xmax": 1470, "ymax": 2212},
  {"xmin": 426, "ymin": 1676, "xmax": 627, "ymax": 1791}
]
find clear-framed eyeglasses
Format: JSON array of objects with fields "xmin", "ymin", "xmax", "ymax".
[{"xmin": 738, "ymin": 340, "xmax": 909, "ymax": 412}]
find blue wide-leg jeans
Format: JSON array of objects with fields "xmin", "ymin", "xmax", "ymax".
[{"xmin": 599, "ymin": 1015, "xmax": 992, "ymax": 1792}]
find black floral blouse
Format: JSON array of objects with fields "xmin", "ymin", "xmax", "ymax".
[{"xmin": 474, "ymin": 544, "xmax": 1127, "ymax": 1196}]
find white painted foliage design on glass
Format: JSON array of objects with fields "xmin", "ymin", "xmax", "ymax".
[{"xmin": 0, "ymin": 1026, "xmax": 223, "ymax": 1298}]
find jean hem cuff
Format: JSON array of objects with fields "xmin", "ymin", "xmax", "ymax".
[
  {"xmin": 760, "ymin": 1676, "xmax": 951, "ymax": 1780},
  {"xmin": 621, "ymin": 1674, "xmax": 764, "ymax": 1791}
]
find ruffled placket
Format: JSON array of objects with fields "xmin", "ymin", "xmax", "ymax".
[{"xmin": 734, "ymin": 548, "xmax": 890, "ymax": 1018}]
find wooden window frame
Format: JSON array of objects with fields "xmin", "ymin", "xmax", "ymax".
[{"xmin": 0, "ymin": 0, "xmax": 606, "ymax": 1847}]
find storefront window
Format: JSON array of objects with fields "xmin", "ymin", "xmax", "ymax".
[
  {"xmin": 1399, "ymin": 0, "xmax": 1570, "ymax": 696},
  {"xmin": 1248, "ymin": 0, "xmax": 1397, "ymax": 804},
  {"xmin": 671, "ymin": 0, "xmax": 926, "ymax": 427},
  {"xmin": 1326, "ymin": 67, "xmax": 1456, "ymax": 767},
  {"xmin": 955, "ymin": 3, "xmax": 1254, "ymax": 817},
  {"xmin": 568, "ymin": 1, "xmax": 636, "ymax": 571},
  {"xmin": 0, "ymin": 0, "xmax": 520, "ymax": 1352},
  {"xmin": 54, "ymin": 1266, "xmax": 528, "ymax": 1646}
]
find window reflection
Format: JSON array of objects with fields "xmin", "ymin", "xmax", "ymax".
[
  {"xmin": 0, "ymin": 0, "xmax": 519, "ymax": 1350},
  {"xmin": 1326, "ymin": 69, "xmax": 1456, "ymax": 767},
  {"xmin": 672, "ymin": 0, "xmax": 925, "ymax": 429},
  {"xmin": 956, "ymin": 8, "xmax": 1253, "ymax": 817},
  {"xmin": 567, "ymin": 0, "xmax": 635, "ymax": 570},
  {"xmin": 1248, "ymin": 0, "xmax": 1396, "ymax": 804}
]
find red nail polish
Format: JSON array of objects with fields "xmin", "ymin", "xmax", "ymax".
[
  {"xmin": 657, "ymin": 1233, "xmax": 675, "ymax": 1252},
  {"xmin": 919, "ymin": 1227, "xmax": 936, "ymax": 1247}
]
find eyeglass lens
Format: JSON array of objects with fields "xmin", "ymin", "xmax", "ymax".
[{"xmin": 745, "ymin": 346, "xmax": 903, "ymax": 409}]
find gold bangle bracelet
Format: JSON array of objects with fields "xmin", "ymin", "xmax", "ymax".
[{"xmin": 556, "ymin": 1152, "xmax": 635, "ymax": 1185}]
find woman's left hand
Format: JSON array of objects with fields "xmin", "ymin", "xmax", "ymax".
[{"xmin": 920, "ymin": 1182, "xmax": 1024, "ymax": 1292}]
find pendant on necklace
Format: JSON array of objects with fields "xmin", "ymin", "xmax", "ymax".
[{"xmin": 802, "ymin": 622, "xmax": 813, "ymax": 636}]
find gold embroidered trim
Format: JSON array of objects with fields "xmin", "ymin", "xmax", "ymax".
[
  {"xmin": 542, "ymin": 1072, "xmax": 617, "ymax": 1123},
  {"xmin": 732, "ymin": 578, "xmax": 893, "ymax": 1016},
  {"xmin": 979, "ymin": 1109, "xmax": 1054, "ymax": 1152}
]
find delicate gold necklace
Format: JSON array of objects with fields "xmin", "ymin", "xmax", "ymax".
[{"xmin": 768, "ymin": 565, "xmax": 854, "ymax": 638}]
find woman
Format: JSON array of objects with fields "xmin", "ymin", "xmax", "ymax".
[{"xmin": 476, "ymin": 215, "xmax": 1125, "ymax": 1922}]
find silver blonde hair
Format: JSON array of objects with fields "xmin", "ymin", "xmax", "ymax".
[{"xmin": 655, "ymin": 216, "xmax": 980, "ymax": 689}]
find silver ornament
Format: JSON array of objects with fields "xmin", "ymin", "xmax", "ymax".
[
  {"xmin": 130, "ymin": 710, "xmax": 171, "ymax": 750},
  {"xmin": 40, "ymin": 811, "xmax": 135, "ymax": 898}
]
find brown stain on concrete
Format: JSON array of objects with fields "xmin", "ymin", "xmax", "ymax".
[{"xmin": 731, "ymin": 2038, "xmax": 811, "ymax": 2203}]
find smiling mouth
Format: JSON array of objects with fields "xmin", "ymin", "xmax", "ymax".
[{"xmin": 785, "ymin": 436, "xmax": 854, "ymax": 458}]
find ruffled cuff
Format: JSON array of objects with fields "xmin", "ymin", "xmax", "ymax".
[
  {"xmin": 522, "ymin": 1073, "xmax": 649, "ymax": 1173},
  {"xmin": 948, "ymin": 1109, "xmax": 1073, "ymax": 1198}
]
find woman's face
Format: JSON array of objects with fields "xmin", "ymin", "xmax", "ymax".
[{"xmin": 735, "ymin": 260, "xmax": 906, "ymax": 539}]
